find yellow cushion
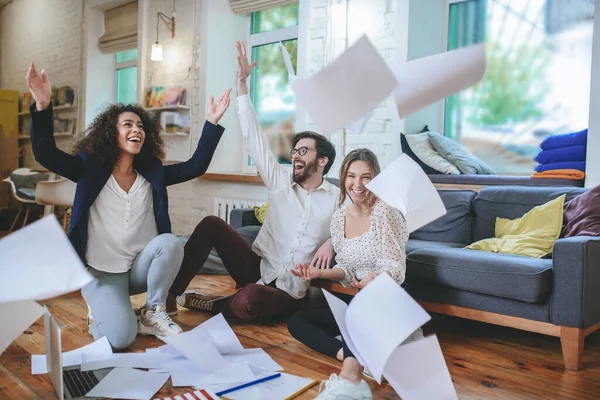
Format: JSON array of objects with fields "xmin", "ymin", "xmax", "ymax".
[
  {"xmin": 466, "ymin": 195, "xmax": 566, "ymax": 258},
  {"xmin": 254, "ymin": 202, "xmax": 269, "ymax": 224}
]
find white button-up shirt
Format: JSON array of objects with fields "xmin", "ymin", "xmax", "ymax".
[
  {"xmin": 86, "ymin": 173, "xmax": 158, "ymax": 273},
  {"xmin": 237, "ymin": 94, "xmax": 340, "ymax": 299}
]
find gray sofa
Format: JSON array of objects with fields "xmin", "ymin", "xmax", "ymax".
[{"xmin": 229, "ymin": 185, "xmax": 600, "ymax": 371}]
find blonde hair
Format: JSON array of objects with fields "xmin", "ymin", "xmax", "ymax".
[{"xmin": 338, "ymin": 148, "xmax": 381, "ymax": 207}]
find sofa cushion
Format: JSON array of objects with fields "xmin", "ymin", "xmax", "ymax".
[
  {"xmin": 472, "ymin": 186, "xmax": 586, "ymax": 242},
  {"xmin": 406, "ymin": 247, "xmax": 553, "ymax": 303},
  {"xmin": 410, "ymin": 190, "xmax": 476, "ymax": 244},
  {"xmin": 467, "ymin": 195, "xmax": 566, "ymax": 258},
  {"xmin": 562, "ymin": 184, "xmax": 600, "ymax": 237},
  {"xmin": 406, "ymin": 240, "xmax": 465, "ymax": 254}
]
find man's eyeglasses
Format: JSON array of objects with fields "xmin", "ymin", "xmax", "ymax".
[{"xmin": 290, "ymin": 146, "xmax": 316, "ymax": 157}]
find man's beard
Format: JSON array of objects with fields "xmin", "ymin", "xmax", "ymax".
[{"xmin": 293, "ymin": 158, "xmax": 319, "ymax": 183}]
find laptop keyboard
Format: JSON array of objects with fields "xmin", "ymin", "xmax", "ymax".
[{"xmin": 63, "ymin": 369, "xmax": 100, "ymax": 398}]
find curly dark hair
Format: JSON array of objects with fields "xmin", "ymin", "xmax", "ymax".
[{"xmin": 72, "ymin": 103, "xmax": 164, "ymax": 167}]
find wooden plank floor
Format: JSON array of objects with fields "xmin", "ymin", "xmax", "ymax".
[{"xmin": 2, "ymin": 275, "xmax": 600, "ymax": 400}]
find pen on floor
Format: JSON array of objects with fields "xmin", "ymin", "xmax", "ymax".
[
  {"xmin": 215, "ymin": 372, "xmax": 282, "ymax": 396},
  {"xmin": 284, "ymin": 379, "xmax": 320, "ymax": 400}
]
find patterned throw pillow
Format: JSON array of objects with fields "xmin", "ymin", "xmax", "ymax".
[{"xmin": 428, "ymin": 131, "xmax": 495, "ymax": 175}]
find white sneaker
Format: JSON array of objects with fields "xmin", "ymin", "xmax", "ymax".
[
  {"xmin": 138, "ymin": 304, "xmax": 182, "ymax": 336},
  {"xmin": 315, "ymin": 374, "xmax": 372, "ymax": 400}
]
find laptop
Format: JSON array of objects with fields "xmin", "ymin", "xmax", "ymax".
[{"xmin": 44, "ymin": 312, "xmax": 112, "ymax": 399}]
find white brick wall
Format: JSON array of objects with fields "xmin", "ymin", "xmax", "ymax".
[{"xmin": 0, "ymin": 0, "xmax": 84, "ymax": 168}]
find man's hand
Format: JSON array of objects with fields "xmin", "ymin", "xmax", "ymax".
[
  {"xmin": 207, "ymin": 88, "xmax": 232, "ymax": 125},
  {"xmin": 291, "ymin": 263, "xmax": 322, "ymax": 281},
  {"xmin": 351, "ymin": 272, "xmax": 379, "ymax": 289},
  {"xmin": 311, "ymin": 238, "xmax": 334, "ymax": 269},
  {"xmin": 26, "ymin": 62, "xmax": 51, "ymax": 111},
  {"xmin": 236, "ymin": 41, "xmax": 257, "ymax": 96}
]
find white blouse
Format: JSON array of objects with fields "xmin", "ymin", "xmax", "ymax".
[{"xmin": 331, "ymin": 200, "xmax": 408, "ymax": 287}]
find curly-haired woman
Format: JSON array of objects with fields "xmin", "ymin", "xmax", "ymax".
[{"xmin": 26, "ymin": 62, "xmax": 231, "ymax": 349}]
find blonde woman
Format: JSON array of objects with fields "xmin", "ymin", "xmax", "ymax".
[{"xmin": 288, "ymin": 148, "xmax": 420, "ymax": 399}]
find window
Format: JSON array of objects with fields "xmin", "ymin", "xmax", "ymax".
[
  {"xmin": 445, "ymin": 0, "xmax": 594, "ymax": 174},
  {"xmin": 245, "ymin": 2, "xmax": 299, "ymax": 169},
  {"xmin": 115, "ymin": 48, "xmax": 138, "ymax": 104}
]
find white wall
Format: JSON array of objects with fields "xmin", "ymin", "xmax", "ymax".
[
  {"xmin": 83, "ymin": 5, "xmax": 116, "ymax": 127},
  {"xmin": 0, "ymin": 0, "xmax": 84, "ymax": 167},
  {"xmin": 586, "ymin": 0, "xmax": 600, "ymax": 187}
]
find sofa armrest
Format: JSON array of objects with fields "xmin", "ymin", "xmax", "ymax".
[
  {"xmin": 551, "ymin": 236, "xmax": 600, "ymax": 328},
  {"xmin": 230, "ymin": 208, "xmax": 261, "ymax": 230}
]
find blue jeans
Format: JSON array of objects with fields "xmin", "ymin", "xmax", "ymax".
[{"xmin": 81, "ymin": 233, "xmax": 184, "ymax": 350}]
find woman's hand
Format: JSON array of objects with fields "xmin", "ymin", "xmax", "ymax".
[
  {"xmin": 351, "ymin": 272, "xmax": 379, "ymax": 289},
  {"xmin": 207, "ymin": 88, "xmax": 232, "ymax": 125},
  {"xmin": 235, "ymin": 41, "xmax": 257, "ymax": 95},
  {"xmin": 25, "ymin": 62, "xmax": 51, "ymax": 111},
  {"xmin": 291, "ymin": 263, "xmax": 322, "ymax": 281}
]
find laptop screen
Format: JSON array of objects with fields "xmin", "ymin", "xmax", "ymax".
[{"xmin": 45, "ymin": 312, "xmax": 64, "ymax": 400}]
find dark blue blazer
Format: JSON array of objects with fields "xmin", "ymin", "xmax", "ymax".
[{"xmin": 30, "ymin": 105, "xmax": 224, "ymax": 261}]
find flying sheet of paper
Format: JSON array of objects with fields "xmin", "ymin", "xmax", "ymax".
[
  {"xmin": 160, "ymin": 328, "xmax": 230, "ymax": 372},
  {"xmin": 207, "ymin": 372, "xmax": 315, "ymax": 400},
  {"xmin": 192, "ymin": 313, "xmax": 244, "ymax": 355},
  {"xmin": 80, "ymin": 352, "xmax": 178, "ymax": 371},
  {"xmin": 291, "ymin": 35, "xmax": 398, "ymax": 135},
  {"xmin": 278, "ymin": 41, "xmax": 297, "ymax": 82},
  {"xmin": 0, "ymin": 300, "xmax": 45, "ymax": 355},
  {"xmin": 384, "ymin": 335, "xmax": 458, "ymax": 400},
  {"xmin": 322, "ymin": 291, "xmax": 366, "ymax": 367},
  {"xmin": 85, "ymin": 367, "xmax": 170, "ymax": 400},
  {"xmin": 393, "ymin": 44, "xmax": 486, "ymax": 118},
  {"xmin": 366, "ymin": 154, "xmax": 446, "ymax": 232},
  {"xmin": 32, "ymin": 335, "xmax": 112, "ymax": 374},
  {"xmin": 170, "ymin": 360, "xmax": 255, "ymax": 387},
  {"xmin": 223, "ymin": 348, "xmax": 283, "ymax": 372},
  {"xmin": 0, "ymin": 216, "xmax": 92, "ymax": 303},
  {"xmin": 345, "ymin": 274, "xmax": 431, "ymax": 383}
]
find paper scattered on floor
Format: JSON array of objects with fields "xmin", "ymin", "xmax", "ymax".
[
  {"xmin": 291, "ymin": 35, "xmax": 397, "ymax": 135},
  {"xmin": 0, "ymin": 216, "xmax": 92, "ymax": 303},
  {"xmin": 85, "ymin": 367, "xmax": 170, "ymax": 400},
  {"xmin": 223, "ymin": 348, "xmax": 283, "ymax": 372},
  {"xmin": 366, "ymin": 154, "xmax": 447, "ymax": 232},
  {"xmin": 80, "ymin": 352, "xmax": 178, "ymax": 372},
  {"xmin": 169, "ymin": 360, "xmax": 255, "ymax": 387},
  {"xmin": 206, "ymin": 372, "xmax": 316, "ymax": 400},
  {"xmin": 159, "ymin": 328, "xmax": 230, "ymax": 372},
  {"xmin": 393, "ymin": 44, "xmax": 486, "ymax": 118},
  {"xmin": 32, "ymin": 335, "xmax": 112, "ymax": 374},
  {"xmin": 0, "ymin": 300, "xmax": 45, "ymax": 355},
  {"xmin": 192, "ymin": 313, "xmax": 244, "ymax": 355}
]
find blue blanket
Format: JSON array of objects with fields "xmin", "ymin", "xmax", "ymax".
[
  {"xmin": 535, "ymin": 161, "xmax": 586, "ymax": 173},
  {"xmin": 535, "ymin": 145, "xmax": 587, "ymax": 164},
  {"xmin": 540, "ymin": 129, "xmax": 587, "ymax": 150}
]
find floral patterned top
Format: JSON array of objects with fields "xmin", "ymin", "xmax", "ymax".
[{"xmin": 330, "ymin": 199, "xmax": 408, "ymax": 287}]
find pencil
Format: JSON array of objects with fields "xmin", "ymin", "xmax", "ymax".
[
  {"xmin": 215, "ymin": 373, "xmax": 281, "ymax": 396},
  {"xmin": 284, "ymin": 379, "xmax": 320, "ymax": 400}
]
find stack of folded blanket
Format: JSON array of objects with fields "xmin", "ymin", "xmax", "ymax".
[{"xmin": 532, "ymin": 128, "xmax": 587, "ymax": 180}]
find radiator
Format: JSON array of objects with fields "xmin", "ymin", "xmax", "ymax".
[{"xmin": 213, "ymin": 196, "xmax": 263, "ymax": 224}]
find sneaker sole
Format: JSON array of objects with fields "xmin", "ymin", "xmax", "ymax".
[{"xmin": 137, "ymin": 321, "xmax": 182, "ymax": 337}]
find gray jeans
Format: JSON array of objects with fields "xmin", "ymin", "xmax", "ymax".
[{"xmin": 81, "ymin": 233, "xmax": 184, "ymax": 350}]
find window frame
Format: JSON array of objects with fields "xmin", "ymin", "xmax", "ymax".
[
  {"xmin": 242, "ymin": 6, "xmax": 301, "ymax": 174},
  {"xmin": 115, "ymin": 49, "xmax": 138, "ymax": 104}
]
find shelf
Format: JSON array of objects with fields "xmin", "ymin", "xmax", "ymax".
[
  {"xmin": 18, "ymin": 104, "xmax": 76, "ymax": 116},
  {"xmin": 198, "ymin": 173, "xmax": 264, "ymax": 184},
  {"xmin": 162, "ymin": 132, "xmax": 189, "ymax": 137},
  {"xmin": 144, "ymin": 105, "xmax": 190, "ymax": 112},
  {"xmin": 18, "ymin": 132, "xmax": 73, "ymax": 140}
]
